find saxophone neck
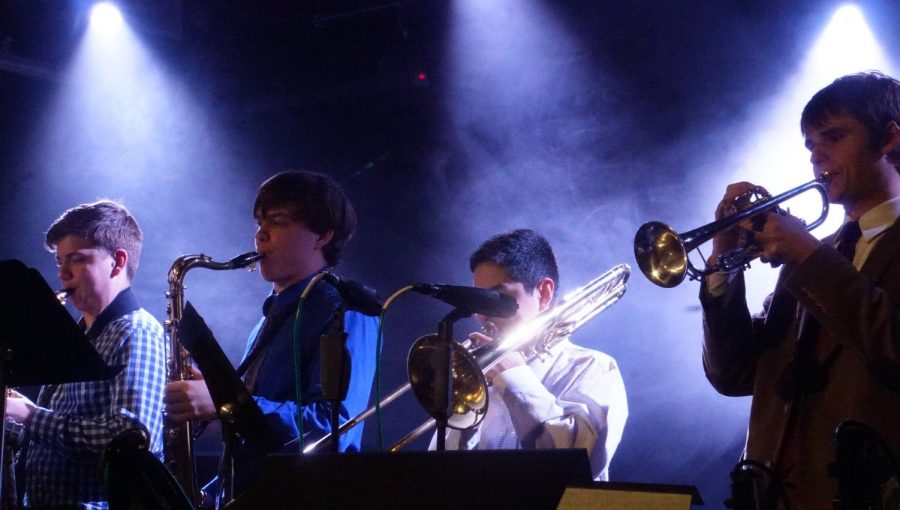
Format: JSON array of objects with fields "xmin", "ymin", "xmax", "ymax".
[
  {"xmin": 167, "ymin": 251, "xmax": 264, "ymax": 287},
  {"xmin": 167, "ymin": 254, "xmax": 211, "ymax": 288}
]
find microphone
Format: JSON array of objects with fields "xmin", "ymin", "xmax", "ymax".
[
  {"xmin": 411, "ymin": 284, "xmax": 517, "ymax": 318},
  {"xmin": 319, "ymin": 272, "xmax": 384, "ymax": 317}
]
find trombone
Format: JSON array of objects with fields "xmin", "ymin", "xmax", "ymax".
[
  {"xmin": 304, "ymin": 263, "xmax": 631, "ymax": 453},
  {"xmin": 634, "ymin": 174, "xmax": 830, "ymax": 287}
]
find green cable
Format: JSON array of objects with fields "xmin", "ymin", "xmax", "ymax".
[
  {"xmin": 375, "ymin": 309, "xmax": 387, "ymax": 451},
  {"xmin": 292, "ymin": 297, "xmax": 305, "ymax": 454},
  {"xmin": 373, "ymin": 285, "xmax": 413, "ymax": 451}
]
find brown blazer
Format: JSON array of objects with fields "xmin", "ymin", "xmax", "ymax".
[{"xmin": 701, "ymin": 219, "xmax": 900, "ymax": 510}]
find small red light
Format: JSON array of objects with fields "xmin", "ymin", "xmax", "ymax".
[{"xmin": 417, "ymin": 72, "xmax": 427, "ymax": 81}]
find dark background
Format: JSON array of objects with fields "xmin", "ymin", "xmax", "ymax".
[{"xmin": 1, "ymin": 0, "xmax": 898, "ymax": 506}]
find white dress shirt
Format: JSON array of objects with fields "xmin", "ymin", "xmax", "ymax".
[{"xmin": 430, "ymin": 338, "xmax": 628, "ymax": 481}]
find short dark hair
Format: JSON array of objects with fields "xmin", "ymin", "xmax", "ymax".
[
  {"xmin": 45, "ymin": 200, "xmax": 143, "ymax": 281},
  {"xmin": 254, "ymin": 171, "xmax": 357, "ymax": 267},
  {"xmin": 801, "ymin": 71, "xmax": 900, "ymax": 171},
  {"xmin": 469, "ymin": 229, "xmax": 559, "ymax": 292}
]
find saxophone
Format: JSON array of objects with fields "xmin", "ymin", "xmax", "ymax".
[{"xmin": 164, "ymin": 251, "xmax": 264, "ymax": 504}]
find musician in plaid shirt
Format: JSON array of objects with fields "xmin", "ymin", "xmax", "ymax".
[{"xmin": 5, "ymin": 200, "xmax": 167, "ymax": 510}]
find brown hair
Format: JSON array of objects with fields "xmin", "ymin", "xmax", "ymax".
[
  {"xmin": 470, "ymin": 229, "xmax": 559, "ymax": 293},
  {"xmin": 801, "ymin": 71, "xmax": 900, "ymax": 172},
  {"xmin": 45, "ymin": 200, "xmax": 143, "ymax": 280},
  {"xmin": 254, "ymin": 171, "xmax": 357, "ymax": 266}
]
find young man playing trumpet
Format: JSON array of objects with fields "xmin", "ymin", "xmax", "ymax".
[
  {"xmin": 164, "ymin": 171, "xmax": 379, "ymax": 498},
  {"xmin": 432, "ymin": 229, "xmax": 628, "ymax": 481},
  {"xmin": 701, "ymin": 72, "xmax": 900, "ymax": 508},
  {"xmin": 5, "ymin": 200, "xmax": 167, "ymax": 510}
]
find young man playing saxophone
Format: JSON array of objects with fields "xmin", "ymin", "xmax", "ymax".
[
  {"xmin": 432, "ymin": 229, "xmax": 628, "ymax": 481},
  {"xmin": 5, "ymin": 200, "xmax": 167, "ymax": 510},
  {"xmin": 163, "ymin": 170, "xmax": 379, "ymax": 498}
]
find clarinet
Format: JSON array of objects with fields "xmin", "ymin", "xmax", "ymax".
[{"xmin": 163, "ymin": 252, "xmax": 263, "ymax": 504}]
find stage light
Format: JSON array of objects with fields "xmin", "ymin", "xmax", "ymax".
[
  {"xmin": 89, "ymin": 2, "xmax": 125, "ymax": 35},
  {"xmin": 827, "ymin": 4, "xmax": 869, "ymax": 46},
  {"xmin": 710, "ymin": 3, "xmax": 896, "ymax": 307},
  {"xmin": 806, "ymin": 3, "xmax": 888, "ymax": 77}
]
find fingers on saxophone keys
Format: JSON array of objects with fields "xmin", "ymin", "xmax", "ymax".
[{"xmin": 164, "ymin": 403, "xmax": 196, "ymax": 424}]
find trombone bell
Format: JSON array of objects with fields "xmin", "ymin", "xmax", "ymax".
[
  {"xmin": 407, "ymin": 334, "xmax": 489, "ymax": 430},
  {"xmin": 634, "ymin": 221, "xmax": 689, "ymax": 288}
]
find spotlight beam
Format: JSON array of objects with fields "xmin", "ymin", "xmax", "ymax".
[{"xmin": 89, "ymin": 2, "xmax": 125, "ymax": 35}]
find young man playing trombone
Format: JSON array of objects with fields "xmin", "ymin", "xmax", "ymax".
[
  {"xmin": 432, "ymin": 229, "xmax": 628, "ymax": 481},
  {"xmin": 701, "ymin": 72, "xmax": 900, "ymax": 508},
  {"xmin": 163, "ymin": 171, "xmax": 379, "ymax": 498}
]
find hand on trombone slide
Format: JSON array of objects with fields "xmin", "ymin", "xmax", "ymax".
[{"xmin": 709, "ymin": 181, "xmax": 823, "ymax": 268}]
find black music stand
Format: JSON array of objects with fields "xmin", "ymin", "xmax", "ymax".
[
  {"xmin": 179, "ymin": 302, "xmax": 273, "ymax": 508},
  {"xmin": 225, "ymin": 449, "xmax": 594, "ymax": 510},
  {"xmin": 0, "ymin": 260, "xmax": 123, "ymax": 504}
]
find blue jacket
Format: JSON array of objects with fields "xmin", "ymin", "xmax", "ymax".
[{"xmin": 234, "ymin": 272, "xmax": 379, "ymax": 493}]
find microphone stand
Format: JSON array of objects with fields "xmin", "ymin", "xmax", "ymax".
[
  {"xmin": 319, "ymin": 306, "xmax": 351, "ymax": 454},
  {"xmin": 432, "ymin": 307, "xmax": 472, "ymax": 451}
]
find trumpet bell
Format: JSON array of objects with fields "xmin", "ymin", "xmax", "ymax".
[
  {"xmin": 634, "ymin": 221, "xmax": 689, "ymax": 288},
  {"xmin": 407, "ymin": 334, "xmax": 488, "ymax": 430}
]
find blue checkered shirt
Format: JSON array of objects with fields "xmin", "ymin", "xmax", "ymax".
[{"xmin": 23, "ymin": 288, "xmax": 167, "ymax": 510}]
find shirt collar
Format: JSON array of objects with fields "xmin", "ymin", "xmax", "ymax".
[
  {"xmin": 263, "ymin": 268, "xmax": 327, "ymax": 316},
  {"xmin": 855, "ymin": 196, "xmax": 900, "ymax": 241},
  {"xmin": 84, "ymin": 287, "xmax": 140, "ymax": 338}
]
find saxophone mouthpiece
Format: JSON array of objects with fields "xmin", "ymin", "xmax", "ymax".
[
  {"xmin": 228, "ymin": 251, "xmax": 264, "ymax": 271},
  {"xmin": 247, "ymin": 252, "xmax": 264, "ymax": 271}
]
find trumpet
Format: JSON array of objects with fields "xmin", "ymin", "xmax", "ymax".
[
  {"xmin": 304, "ymin": 263, "xmax": 631, "ymax": 453},
  {"xmin": 634, "ymin": 175, "xmax": 830, "ymax": 288}
]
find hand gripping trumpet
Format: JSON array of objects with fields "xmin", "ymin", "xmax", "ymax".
[
  {"xmin": 163, "ymin": 251, "xmax": 263, "ymax": 504},
  {"xmin": 304, "ymin": 263, "xmax": 631, "ymax": 453},
  {"xmin": 634, "ymin": 175, "xmax": 830, "ymax": 287}
]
